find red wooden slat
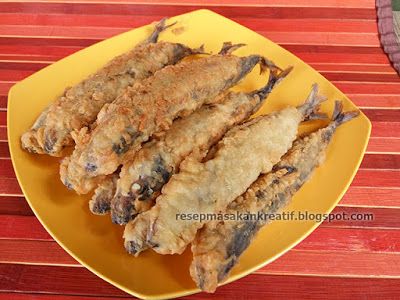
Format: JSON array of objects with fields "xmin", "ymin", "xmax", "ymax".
[
  {"xmin": 371, "ymin": 122, "xmax": 400, "ymax": 138},
  {"xmin": 0, "ymin": 264, "xmax": 398, "ymax": 299},
  {"xmin": 336, "ymin": 82, "xmax": 400, "ymax": 95},
  {"xmin": 360, "ymin": 154, "xmax": 400, "ymax": 169},
  {"xmin": 0, "ymin": 215, "xmax": 52, "ymax": 240},
  {"xmin": 0, "ymin": 14, "xmax": 378, "ymax": 33},
  {"xmin": 0, "ymin": 178, "xmax": 22, "ymax": 195},
  {"xmin": 0, "ymin": 227, "xmax": 398, "ymax": 267},
  {"xmin": 260, "ymin": 250, "xmax": 400, "ymax": 277},
  {"xmin": 0, "ymin": 3, "xmax": 377, "ymax": 20},
  {"xmin": 0, "ymin": 263, "xmax": 127, "ymax": 297},
  {"xmin": 348, "ymin": 95, "xmax": 400, "ymax": 109},
  {"xmin": 296, "ymin": 52, "xmax": 391, "ymax": 64},
  {"xmin": 367, "ymin": 138, "xmax": 400, "ymax": 153},
  {"xmin": 0, "ymin": 127, "xmax": 7, "ymax": 141},
  {"xmin": 310, "ymin": 63, "xmax": 396, "ymax": 73},
  {"xmin": 0, "ymin": 143, "xmax": 9, "ymax": 158},
  {"xmin": 0, "ymin": 159, "xmax": 15, "ymax": 178},
  {"xmin": 352, "ymin": 170, "xmax": 400, "ymax": 188},
  {"xmin": 321, "ymin": 206, "xmax": 400, "ymax": 229},
  {"xmin": 295, "ymin": 227, "xmax": 400, "ymax": 252},
  {"xmin": 362, "ymin": 109, "xmax": 400, "ymax": 122},
  {"xmin": 0, "ymin": 25, "xmax": 381, "ymax": 47},
  {"xmin": 323, "ymin": 72, "xmax": 400, "ymax": 83},
  {"xmin": 0, "ymin": 294, "xmax": 130, "ymax": 300},
  {"xmin": 0, "ymin": 196, "xmax": 33, "ymax": 216},
  {"xmin": 0, "ymin": 240, "xmax": 77, "ymax": 265},
  {"xmin": 342, "ymin": 187, "xmax": 400, "ymax": 207},
  {"xmin": 0, "ymin": 0, "xmax": 377, "ymax": 9}
]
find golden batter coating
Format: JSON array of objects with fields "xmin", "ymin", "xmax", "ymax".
[
  {"xmin": 108, "ymin": 66, "xmax": 292, "ymax": 225},
  {"xmin": 60, "ymin": 51, "xmax": 269, "ymax": 194},
  {"xmin": 123, "ymin": 84, "xmax": 326, "ymax": 256},
  {"xmin": 190, "ymin": 101, "xmax": 359, "ymax": 292},
  {"xmin": 89, "ymin": 174, "xmax": 119, "ymax": 215},
  {"xmin": 21, "ymin": 19, "xmax": 198, "ymax": 156}
]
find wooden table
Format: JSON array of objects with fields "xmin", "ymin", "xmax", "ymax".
[{"xmin": 1, "ymin": 0, "xmax": 399, "ymax": 299}]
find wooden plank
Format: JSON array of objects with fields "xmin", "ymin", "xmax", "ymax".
[
  {"xmin": 0, "ymin": 3, "xmax": 377, "ymax": 20},
  {"xmin": 0, "ymin": 127, "xmax": 6, "ymax": 141},
  {"xmin": 348, "ymin": 95, "xmax": 400, "ymax": 109},
  {"xmin": 0, "ymin": 178, "xmax": 23, "ymax": 196},
  {"xmin": 0, "ymin": 14, "xmax": 378, "ymax": 33},
  {"xmin": 360, "ymin": 154, "xmax": 400, "ymax": 170},
  {"xmin": 0, "ymin": 25, "xmax": 381, "ymax": 47},
  {"xmin": 0, "ymin": 159, "xmax": 15, "ymax": 178},
  {"xmin": 0, "ymin": 264, "xmax": 398, "ymax": 299},
  {"xmin": 321, "ymin": 206, "xmax": 400, "ymax": 229},
  {"xmin": 0, "ymin": 227, "xmax": 398, "ymax": 266},
  {"xmin": 0, "ymin": 196, "xmax": 32, "ymax": 216},
  {"xmin": 0, "ymin": 142, "xmax": 9, "ymax": 158},
  {"xmin": 367, "ymin": 138, "xmax": 400, "ymax": 153},
  {"xmin": 0, "ymin": 0, "xmax": 377, "ymax": 9},
  {"xmin": 260, "ymin": 249, "xmax": 400, "ymax": 277},
  {"xmin": 371, "ymin": 122, "xmax": 400, "ymax": 138},
  {"xmin": 341, "ymin": 187, "xmax": 400, "ymax": 207},
  {"xmin": 0, "ymin": 240, "xmax": 77, "ymax": 265},
  {"xmin": 0, "ymin": 263, "xmax": 127, "ymax": 297},
  {"xmin": 0, "ymin": 294, "xmax": 130, "ymax": 300},
  {"xmin": 362, "ymin": 109, "xmax": 400, "ymax": 122},
  {"xmin": 0, "ymin": 215, "xmax": 52, "ymax": 240}
]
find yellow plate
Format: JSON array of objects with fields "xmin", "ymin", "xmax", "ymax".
[{"xmin": 8, "ymin": 9, "xmax": 371, "ymax": 299}]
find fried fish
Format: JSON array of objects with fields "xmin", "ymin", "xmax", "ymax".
[
  {"xmin": 190, "ymin": 101, "xmax": 359, "ymax": 292},
  {"xmin": 123, "ymin": 84, "xmax": 327, "ymax": 256},
  {"xmin": 60, "ymin": 45, "xmax": 269, "ymax": 194},
  {"xmin": 21, "ymin": 19, "xmax": 200, "ymax": 156}
]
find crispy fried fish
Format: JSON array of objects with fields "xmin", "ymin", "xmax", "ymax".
[
  {"xmin": 123, "ymin": 84, "xmax": 327, "ymax": 256},
  {"xmin": 21, "ymin": 18, "xmax": 200, "ymax": 156},
  {"xmin": 60, "ymin": 47, "xmax": 270, "ymax": 194},
  {"xmin": 107, "ymin": 66, "xmax": 293, "ymax": 224},
  {"xmin": 190, "ymin": 101, "xmax": 359, "ymax": 292}
]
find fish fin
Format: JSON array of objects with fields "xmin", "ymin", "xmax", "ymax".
[
  {"xmin": 252, "ymin": 66, "xmax": 293, "ymax": 99},
  {"xmin": 146, "ymin": 18, "xmax": 176, "ymax": 43},
  {"xmin": 298, "ymin": 83, "xmax": 328, "ymax": 119},
  {"xmin": 190, "ymin": 44, "xmax": 208, "ymax": 55},
  {"xmin": 332, "ymin": 100, "xmax": 360, "ymax": 126},
  {"xmin": 218, "ymin": 42, "xmax": 246, "ymax": 55},
  {"xmin": 304, "ymin": 112, "xmax": 328, "ymax": 121}
]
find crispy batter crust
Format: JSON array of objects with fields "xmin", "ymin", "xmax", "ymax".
[
  {"xmin": 112, "ymin": 92, "xmax": 262, "ymax": 224},
  {"xmin": 21, "ymin": 36, "xmax": 195, "ymax": 156},
  {"xmin": 123, "ymin": 108, "xmax": 302, "ymax": 255},
  {"xmin": 123, "ymin": 84, "xmax": 326, "ymax": 255},
  {"xmin": 60, "ymin": 54, "xmax": 264, "ymax": 194}
]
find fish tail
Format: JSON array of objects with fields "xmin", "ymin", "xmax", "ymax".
[
  {"xmin": 252, "ymin": 65, "xmax": 293, "ymax": 99},
  {"xmin": 332, "ymin": 100, "xmax": 360, "ymax": 126},
  {"xmin": 218, "ymin": 42, "xmax": 246, "ymax": 55},
  {"xmin": 298, "ymin": 83, "xmax": 328, "ymax": 119},
  {"xmin": 147, "ymin": 18, "xmax": 176, "ymax": 43}
]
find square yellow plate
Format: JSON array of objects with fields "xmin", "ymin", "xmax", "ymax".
[{"xmin": 8, "ymin": 9, "xmax": 371, "ymax": 299}]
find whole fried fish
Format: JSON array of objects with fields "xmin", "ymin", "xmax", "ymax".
[
  {"xmin": 123, "ymin": 84, "xmax": 327, "ymax": 256},
  {"xmin": 60, "ymin": 45, "xmax": 270, "ymax": 194},
  {"xmin": 21, "ymin": 18, "xmax": 200, "ymax": 156},
  {"xmin": 104, "ymin": 66, "xmax": 292, "ymax": 224},
  {"xmin": 190, "ymin": 101, "xmax": 359, "ymax": 292}
]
